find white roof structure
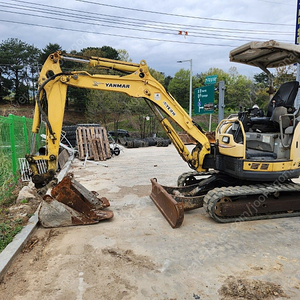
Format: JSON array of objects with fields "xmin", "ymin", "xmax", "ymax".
[{"xmin": 229, "ymin": 40, "xmax": 300, "ymax": 73}]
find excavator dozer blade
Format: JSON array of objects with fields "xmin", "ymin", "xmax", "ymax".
[
  {"xmin": 38, "ymin": 173, "xmax": 113, "ymax": 228},
  {"xmin": 150, "ymin": 178, "xmax": 205, "ymax": 228},
  {"xmin": 150, "ymin": 178, "xmax": 184, "ymax": 228}
]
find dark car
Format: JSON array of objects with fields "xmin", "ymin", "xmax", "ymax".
[{"xmin": 108, "ymin": 129, "xmax": 130, "ymax": 137}]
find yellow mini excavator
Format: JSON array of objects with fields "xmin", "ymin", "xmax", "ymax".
[{"xmin": 27, "ymin": 40, "xmax": 300, "ymax": 228}]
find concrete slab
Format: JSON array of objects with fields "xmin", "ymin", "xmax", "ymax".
[{"xmin": 0, "ymin": 145, "xmax": 299, "ymax": 299}]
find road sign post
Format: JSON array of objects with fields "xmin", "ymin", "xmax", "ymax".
[
  {"xmin": 194, "ymin": 85, "xmax": 215, "ymax": 115},
  {"xmin": 194, "ymin": 75, "xmax": 218, "ymax": 131},
  {"xmin": 204, "ymin": 75, "xmax": 218, "ymax": 85},
  {"xmin": 218, "ymin": 81, "xmax": 225, "ymax": 123}
]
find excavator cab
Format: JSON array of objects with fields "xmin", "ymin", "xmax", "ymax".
[{"xmin": 248, "ymin": 80, "xmax": 299, "ymax": 133}]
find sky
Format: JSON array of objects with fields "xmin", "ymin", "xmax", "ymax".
[{"xmin": 0, "ymin": 0, "xmax": 297, "ymax": 78}]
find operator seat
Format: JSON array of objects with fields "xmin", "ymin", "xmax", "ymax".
[{"xmin": 250, "ymin": 80, "xmax": 299, "ymax": 132}]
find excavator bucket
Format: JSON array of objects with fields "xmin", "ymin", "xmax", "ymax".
[
  {"xmin": 150, "ymin": 178, "xmax": 204, "ymax": 228},
  {"xmin": 38, "ymin": 173, "xmax": 113, "ymax": 227}
]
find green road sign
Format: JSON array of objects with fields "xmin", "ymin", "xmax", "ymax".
[
  {"xmin": 204, "ymin": 75, "xmax": 218, "ymax": 85},
  {"xmin": 194, "ymin": 85, "xmax": 215, "ymax": 115}
]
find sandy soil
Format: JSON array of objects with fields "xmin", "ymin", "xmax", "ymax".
[{"xmin": 1, "ymin": 145, "xmax": 300, "ymax": 300}]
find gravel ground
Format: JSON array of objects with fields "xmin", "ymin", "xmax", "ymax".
[{"xmin": 0, "ymin": 144, "xmax": 300, "ymax": 300}]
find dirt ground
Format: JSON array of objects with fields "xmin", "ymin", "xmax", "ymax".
[{"xmin": 1, "ymin": 144, "xmax": 300, "ymax": 300}]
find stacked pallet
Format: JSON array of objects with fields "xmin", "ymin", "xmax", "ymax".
[{"xmin": 76, "ymin": 127, "xmax": 111, "ymax": 161}]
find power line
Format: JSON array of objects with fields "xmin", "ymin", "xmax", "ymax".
[
  {"xmin": 0, "ymin": 7, "xmax": 291, "ymax": 43},
  {"xmin": 0, "ymin": 0, "xmax": 295, "ymax": 51},
  {"xmin": 0, "ymin": 19, "xmax": 237, "ymax": 48},
  {"xmin": 0, "ymin": 0, "xmax": 294, "ymax": 46},
  {"xmin": 2, "ymin": 0, "xmax": 292, "ymax": 35},
  {"xmin": 76, "ymin": 0, "xmax": 294, "ymax": 27}
]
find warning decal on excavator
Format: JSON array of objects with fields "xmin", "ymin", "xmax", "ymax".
[{"xmin": 154, "ymin": 93, "xmax": 161, "ymax": 101}]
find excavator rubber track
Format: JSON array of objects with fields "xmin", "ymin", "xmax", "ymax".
[{"xmin": 203, "ymin": 181, "xmax": 300, "ymax": 223}]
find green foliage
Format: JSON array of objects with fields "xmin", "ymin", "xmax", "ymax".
[
  {"xmin": 253, "ymin": 72, "xmax": 269, "ymax": 87},
  {"xmin": 0, "ymin": 151, "xmax": 15, "ymax": 205},
  {"xmin": 85, "ymin": 90, "xmax": 129, "ymax": 130},
  {"xmin": 100, "ymin": 46, "xmax": 120, "ymax": 60},
  {"xmin": 226, "ymin": 73, "xmax": 253, "ymax": 110},
  {"xmin": 81, "ymin": 46, "xmax": 120, "ymax": 60},
  {"xmin": 118, "ymin": 49, "xmax": 131, "ymax": 62},
  {"xmin": 274, "ymin": 65, "xmax": 296, "ymax": 88},
  {"xmin": 39, "ymin": 43, "xmax": 63, "ymax": 65},
  {"xmin": 0, "ymin": 220, "xmax": 23, "ymax": 252},
  {"xmin": 0, "ymin": 38, "xmax": 41, "ymax": 104},
  {"xmin": 168, "ymin": 68, "xmax": 191, "ymax": 109},
  {"xmin": 149, "ymin": 68, "xmax": 165, "ymax": 86},
  {"xmin": 164, "ymin": 75, "xmax": 172, "ymax": 91}
]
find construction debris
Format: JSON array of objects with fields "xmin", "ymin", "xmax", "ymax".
[{"xmin": 38, "ymin": 173, "xmax": 113, "ymax": 227}]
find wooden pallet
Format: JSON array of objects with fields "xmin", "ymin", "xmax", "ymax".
[{"xmin": 76, "ymin": 127, "xmax": 111, "ymax": 161}]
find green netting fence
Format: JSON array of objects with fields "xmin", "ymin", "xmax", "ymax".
[{"xmin": 0, "ymin": 114, "xmax": 45, "ymax": 204}]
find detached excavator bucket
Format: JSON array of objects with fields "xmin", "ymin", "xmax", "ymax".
[
  {"xmin": 39, "ymin": 173, "xmax": 113, "ymax": 227},
  {"xmin": 150, "ymin": 178, "xmax": 204, "ymax": 228}
]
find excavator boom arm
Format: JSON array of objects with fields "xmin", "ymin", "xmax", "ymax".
[{"xmin": 27, "ymin": 52, "xmax": 210, "ymax": 187}]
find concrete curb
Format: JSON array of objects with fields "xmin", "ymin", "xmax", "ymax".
[{"xmin": 0, "ymin": 154, "xmax": 74, "ymax": 281}]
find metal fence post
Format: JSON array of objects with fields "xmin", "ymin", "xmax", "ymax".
[
  {"xmin": 22, "ymin": 116, "xmax": 30, "ymax": 154},
  {"xmin": 8, "ymin": 114, "xmax": 17, "ymax": 178}
]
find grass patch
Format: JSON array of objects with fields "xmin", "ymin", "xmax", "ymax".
[
  {"xmin": 0, "ymin": 218, "xmax": 23, "ymax": 252},
  {"xmin": 0, "ymin": 152, "xmax": 25, "ymax": 252}
]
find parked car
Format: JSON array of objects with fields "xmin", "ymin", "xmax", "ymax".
[{"xmin": 108, "ymin": 129, "xmax": 130, "ymax": 137}]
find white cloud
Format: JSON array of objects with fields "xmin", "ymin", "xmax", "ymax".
[{"xmin": 0, "ymin": 0, "xmax": 296, "ymax": 77}]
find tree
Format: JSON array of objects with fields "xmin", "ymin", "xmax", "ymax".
[
  {"xmin": 85, "ymin": 90, "xmax": 129, "ymax": 131},
  {"xmin": 117, "ymin": 49, "xmax": 131, "ymax": 62},
  {"xmin": 0, "ymin": 38, "xmax": 40, "ymax": 104},
  {"xmin": 253, "ymin": 72, "xmax": 269, "ymax": 87},
  {"xmin": 81, "ymin": 46, "xmax": 120, "ymax": 60},
  {"xmin": 71, "ymin": 46, "xmax": 122, "ymax": 113},
  {"xmin": 100, "ymin": 46, "xmax": 120, "ymax": 60},
  {"xmin": 274, "ymin": 65, "xmax": 296, "ymax": 88},
  {"xmin": 164, "ymin": 75, "xmax": 173, "ymax": 91},
  {"xmin": 149, "ymin": 68, "xmax": 165, "ymax": 86},
  {"xmin": 253, "ymin": 72, "xmax": 270, "ymax": 109},
  {"xmin": 39, "ymin": 43, "xmax": 63, "ymax": 66},
  {"xmin": 127, "ymin": 98, "xmax": 159, "ymax": 138},
  {"xmin": 168, "ymin": 69, "xmax": 191, "ymax": 109},
  {"xmin": 85, "ymin": 90, "xmax": 112, "ymax": 127},
  {"xmin": 0, "ymin": 73, "xmax": 13, "ymax": 102},
  {"xmin": 226, "ymin": 74, "xmax": 253, "ymax": 110}
]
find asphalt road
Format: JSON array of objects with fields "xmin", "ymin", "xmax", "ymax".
[{"xmin": 0, "ymin": 144, "xmax": 300, "ymax": 300}]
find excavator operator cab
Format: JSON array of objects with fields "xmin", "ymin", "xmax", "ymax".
[
  {"xmin": 218, "ymin": 80, "xmax": 300, "ymax": 161},
  {"xmin": 249, "ymin": 80, "xmax": 299, "ymax": 133}
]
